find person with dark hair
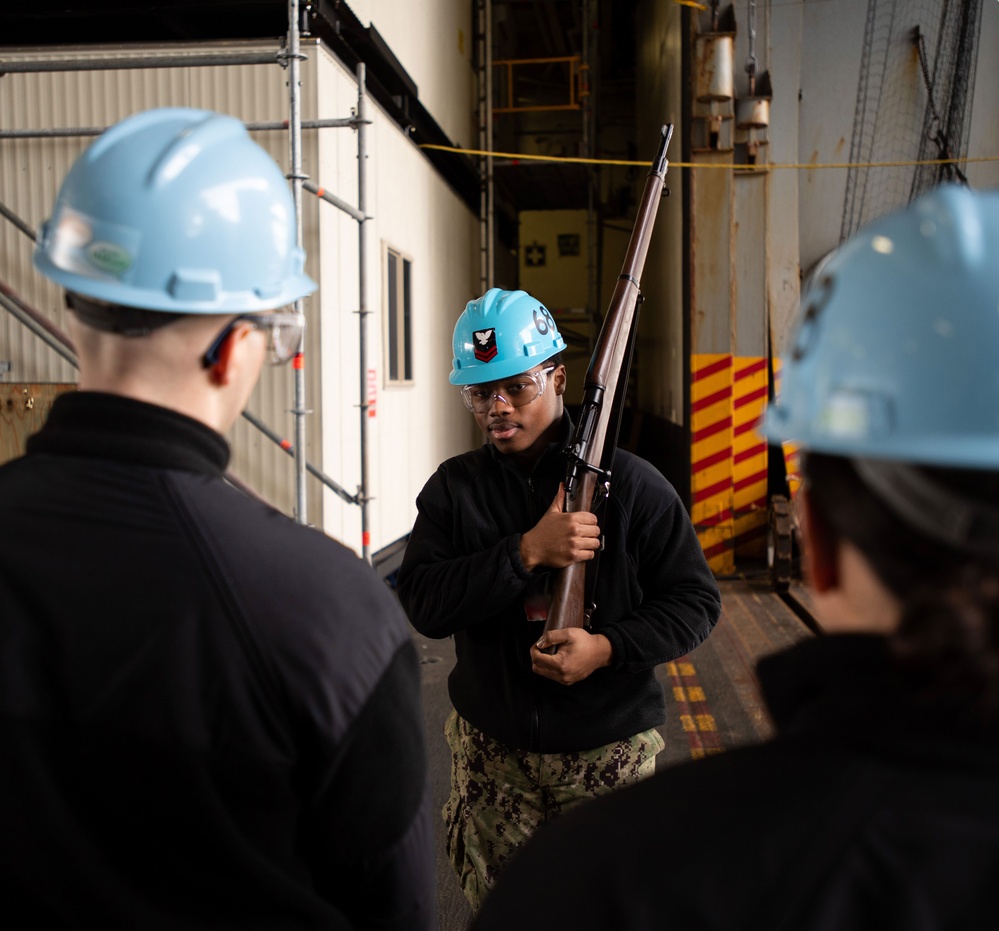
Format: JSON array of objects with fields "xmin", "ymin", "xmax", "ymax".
[
  {"xmin": 0, "ymin": 108, "xmax": 435, "ymax": 930},
  {"xmin": 472, "ymin": 185, "xmax": 999, "ymax": 930},
  {"xmin": 396, "ymin": 287, "xmax": 721, "ymax": 911}
]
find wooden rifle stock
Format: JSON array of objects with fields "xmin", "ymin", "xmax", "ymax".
[{"xmin": 543, "ymin": 124, "xmax": 674, "ymax": 641}]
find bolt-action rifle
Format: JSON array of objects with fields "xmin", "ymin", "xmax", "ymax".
[{"xmin": 542, "ymin": 123, "xmax": 674, "ymax": 645}]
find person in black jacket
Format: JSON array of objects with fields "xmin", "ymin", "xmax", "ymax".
[
  {"xmin": 472, "ymin": 185, "xmax": 999, "ymax": 930},
  {"xmin": 0, "ymin": 107, "xmax": 436, "ymax": 930},
  {"xmin": 396, "ymin": 287, "xmax": 721, "ymax": 910}
]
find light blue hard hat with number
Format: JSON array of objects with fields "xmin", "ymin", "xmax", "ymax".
[
  {"xmin": 34, "ymin": 107, "xmax": 316, "ymax": 314},
  {"xmin": 760, "ymin": 183, "xmax": 999, "ymax": 468},
  {"xmin": 450, "ymin": 288, "xmax": 566, "ymax": 386}
]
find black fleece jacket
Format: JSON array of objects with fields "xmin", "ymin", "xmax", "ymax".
[
  {"xmin": 397, "ymin": 414, "xmax": 721, "ymax": 753},
  {"xmin": 473, "ymin": 634, "xmax": 999, "ymax": 930},
  {"xmin": 0, "ymin": 392, "xmax": 435, "ymax": 931}
]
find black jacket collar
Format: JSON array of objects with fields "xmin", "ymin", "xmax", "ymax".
[
  {"xmin": 27, "ymin": 391, "xmax": 230, "ymax": 475},
  {"xmin": 758, "ymin": 633, "xmax": 999, "ymax": 762}
]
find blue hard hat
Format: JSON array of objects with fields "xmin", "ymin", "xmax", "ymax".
[
  {"xmin": 760, "ymin": 183, "xmax": 999, "ymax": 468},
  {"xmin": 34, "ymin": 107, "xmax": 317, "ymax": 314},
  {"xmin": 450, "ymin": 288, "xmax": 566, "ymax": 385}
]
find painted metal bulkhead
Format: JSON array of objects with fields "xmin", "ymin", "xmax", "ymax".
[{"xmin": 635, "ymin": 0, "xmax": 999, "ymax": 574}]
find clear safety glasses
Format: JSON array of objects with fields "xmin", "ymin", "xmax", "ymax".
[
  {"xmin": 202, "ymin": 311, "xmax": 306, "ymax": 368},
  {"xmin": 460, "ymin": 365, "xmax": 556, "ymax": 413}
]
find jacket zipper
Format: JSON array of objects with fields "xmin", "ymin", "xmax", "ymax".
[{"xmin": 526, "ymin": 472, "xmax": 542, "ymax": 750}]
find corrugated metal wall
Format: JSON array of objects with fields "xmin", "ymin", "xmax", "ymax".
[
  {"xmin": 0, "ymin": 41, "xmax": 324, "ymax": 526},
  {"xmin": 1, "ymin": 36, "xmax": 481, "ymax": 556},
  {"xmin": 0, "ymin": 42, "xmax": 322, "ymax": 526}
]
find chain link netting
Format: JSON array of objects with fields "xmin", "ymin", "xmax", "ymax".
[{"xmin": 840, "ymin": 0, "xmax": 981, "ymax": 243}]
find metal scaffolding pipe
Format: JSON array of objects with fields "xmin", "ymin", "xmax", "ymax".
[
  {"xmin": 475, "ymin": 0, "xmax": 495, "ymax": 293},
  {"xmin": 357, "ymin": 62, "xmax": 372, "ymax": 563},
  {"xmin": 0, "ymin": 291, "xmax": 78, "ymax": 369},
  {"xmin": 584, "ymin": 0, "xmax": 599, "ymax": 343},
  {"xmin": 240, "ymin": 409, "xmax": 359, "ymax": 505},
  {"xmin": 0, "ymin": 118, "xmax": 365, "ymax": 141},
  {"xmin": 303, "ymin": 180, "xmax": 366, "ymax": 222},
  {"xmin": 0, "ymin": 52, "xmax": 280, "ymax": 74},
  {"xmin": 1, "ymin": 23, "xmax": 377, "ymax": 543},
  {"xmin": 0, "ymin": 270, "xmax": 356, "ymax": 507},
  {"xmin": 0, "ymin": 200, "xmax": 37, "ymax": 241},
  {"xmin": 287, "ymin": 0, "xmax": 309, "ymax": 525},
  {"xmin": 298, "ymin": 76, "xmax": 375, "ymax": 556},
  {"xmin": 0, "ymin": 287, "xmax": 282, "ymax": 504},
  {"xmin": 485, "ymin": 0, "xmax": 495, "ymax": 288},
  {"xmin": 1, "ymin": 294, "xmax": 74, "ymax": 361},
  {"xmin": 249, "ymin": 117, "xmax": 361, "ymax": 131}
]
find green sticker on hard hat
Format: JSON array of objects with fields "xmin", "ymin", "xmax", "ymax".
[
  {"xmin": 86, "ymin": 241, "xmax": 133, "ymax": 278},
  {"xmin": 817, "ymin": 389, "xmax": 893, "ymax": 441},
  {"xmin": 44, "ymin": 205, "xmax": 140, "ymax": 283}
]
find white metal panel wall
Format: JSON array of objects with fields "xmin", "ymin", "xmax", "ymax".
[
  {"xmin": 0, "ymin": 42, "xmax": 324, "ymax": 526},
  {"xmin": 350, "ymin": 0, "xmax": 476, "ymax": 148},
  {"xmin": 314, "ymin": 47, "xmax": 365, "ymax": 550},
  {"xmin": 314, "ymin": 47, "xmax": 479, "ymax": 554}
]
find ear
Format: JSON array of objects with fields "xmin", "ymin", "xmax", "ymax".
[
  {"xmin": 208, "ymin": 321, "xmax": 254, "ymax": 387},
  {"xmin": 798, "ymin": 487, "xmax": 839, "ymax": 594},
  {"xmin": 553, "ymin": 364, "xmax": 567, "ymax": 396}
]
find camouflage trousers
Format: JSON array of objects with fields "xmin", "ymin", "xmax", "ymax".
[{"xmin": 442, "ymin": 709, "xmax": 664, "ymax": 912}]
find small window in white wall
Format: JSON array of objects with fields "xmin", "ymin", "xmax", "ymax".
[{"xmin": 384, "ymin": 245, "xmax": 413, "ymax": 384}]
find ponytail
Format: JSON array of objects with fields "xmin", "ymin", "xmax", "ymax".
[
  {"xmin": 893, "ymin": 567, "xmax": 999, "ymax": 728},
  {"xmin": 804, "ymin": 453, "xmax": 999, "ymax": 729}
]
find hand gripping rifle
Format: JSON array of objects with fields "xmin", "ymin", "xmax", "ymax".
[{"xmin": 542, "ymin": 123, "xmax": 674, "ymax": 645}]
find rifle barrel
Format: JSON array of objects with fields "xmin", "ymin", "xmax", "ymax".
[{"xmin": 542, "ymin": 123, "xmax": 674, "ymax": 641}]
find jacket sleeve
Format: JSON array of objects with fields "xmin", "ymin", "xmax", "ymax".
[
  {"xmin": 598, "ymin": 468, "xmax": 722, "ymax": 671},
  {"xmin": 305, "ymin": 640, "xmax": 437, "ymax": 931},
  {"xmin": 396, "ymin": 466, "xmax": 534, "ymax": 638}
]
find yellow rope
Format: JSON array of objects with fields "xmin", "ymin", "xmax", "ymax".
[{"xmin": 419, "ymin": 142, "xmax": 999, "ymax": 171}]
